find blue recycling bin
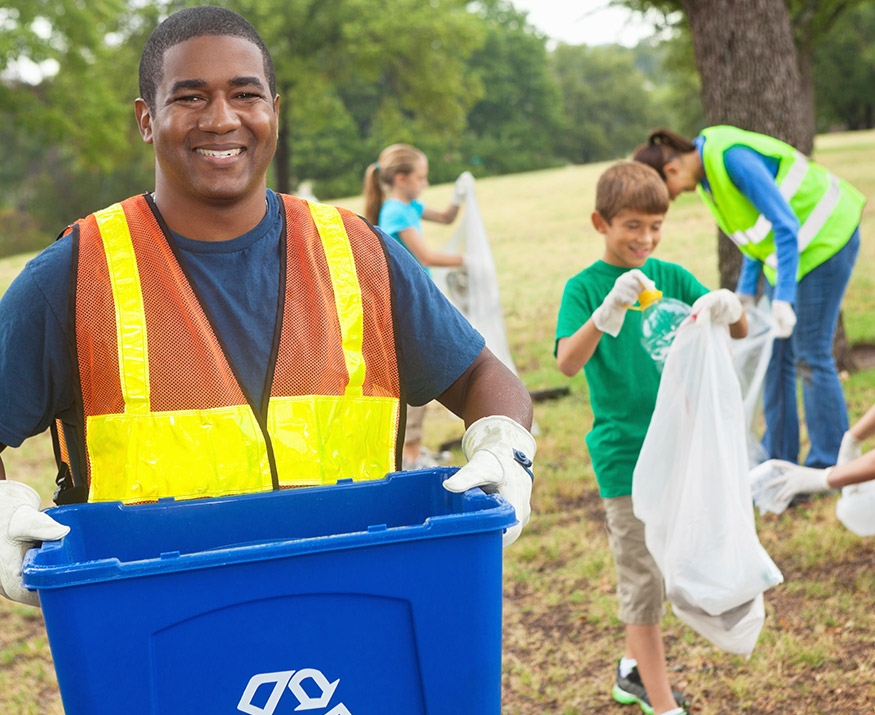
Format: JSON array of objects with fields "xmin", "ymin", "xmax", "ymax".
[{"xmin": 22, "ymin": 468, "xmax": 515, "ymax": 715}]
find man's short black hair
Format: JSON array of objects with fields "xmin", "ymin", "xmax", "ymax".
[{"xmin": 138, "ymin": 5, "xmax": 276, "ymax": 110}]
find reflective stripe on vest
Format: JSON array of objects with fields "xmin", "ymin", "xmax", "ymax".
[
  {"xmin": 78, "ymin": 195, "xmax": 399, "ymax": 504},
  {"xmin": 728, "ymin": 153, "xmax": 842, "ymax": 263},
  {"xmin": 697, "ymin": 125, "xmax": 865, "ymax": 283}
]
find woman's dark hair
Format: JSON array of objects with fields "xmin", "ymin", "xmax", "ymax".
[{"xmin": 632, "ymin": 128, "xmax": 696, "ymax": 180}]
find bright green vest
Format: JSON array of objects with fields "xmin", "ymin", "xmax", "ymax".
[{"xmin": 697, "ymin": 125, "xmax": 865, "ymax": 284}]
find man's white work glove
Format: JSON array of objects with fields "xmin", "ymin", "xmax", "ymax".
[
  {"xmin": 591, "ymin": 269, "xmax": 653, "ymax": 338},
  {"xmin": 691, "ymin": 289, "xmax": 743, "ymax": 325},
  {"xmin": 0, "ymin": 481, "xmax": 69, "ymax": 606},
  {"xmin": 772, "ymin": 300, "xmax": 796, "ymax": 338},
  {"xmin": 442, "ymin": 416, "xmax": 536, "ymax": 547},
  {"xmin": 451, "ymin": 171, "xmax": 475, "ymax": 206},
  {"xmin": 837, "ymin": 431, "xmax": 863, "ymax": 466},
  {"xmin": 767, "ymin": 465, "xmax": 832, "ymax": 503}
]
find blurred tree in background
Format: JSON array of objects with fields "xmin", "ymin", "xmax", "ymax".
[
  {"xmin": 0, "ymin": 0, "xmax": 870, "ymax": 256},
  {"xmin": 812, "ymin": 3, "xmax": 875, "ymax": 132}
]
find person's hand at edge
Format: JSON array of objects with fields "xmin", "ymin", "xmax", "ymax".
[
  {"xmin": 442, "ymin": 415, "xmax": 535, "ymax": 547},
  {"xmin": 1, "ymin": 481, "xmax": 70, "ymax": 606},
  {"xmin": 767, "ymin": 465, "xmax": 832, "ymax": 503}
]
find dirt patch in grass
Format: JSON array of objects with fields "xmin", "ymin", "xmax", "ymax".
[
  {"xmin": 500, "ymin": 486, "xmax": 875, "ymax": 715},
  {"xmin": 849, "ymin": 343, "xmax": 875, "ymax": 371}
]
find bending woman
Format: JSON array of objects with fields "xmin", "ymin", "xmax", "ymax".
[{"xmin": 634, "ymin": 126, "xmax": 865, "ymax": 468}]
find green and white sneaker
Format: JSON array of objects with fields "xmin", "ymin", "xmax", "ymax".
[{"xmin": 612, "ymin": 661, "xmax": 689, "ymax": 714}]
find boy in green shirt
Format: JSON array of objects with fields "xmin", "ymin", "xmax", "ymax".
[{"xmin": 555, "ymin": 162, "xmax": 747, "ymax": 715}]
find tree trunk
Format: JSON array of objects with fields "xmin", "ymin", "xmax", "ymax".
[
  {"xmin": 681, "ymin": 0, "xmax": 855, "ymax": 370},
  {"xmin": 681, "ymin": 0, "xmax": 807, "ymax": 146},
  {"xmin": 794, "ymin": 46, "xmax": 817, "ymax": 154}
]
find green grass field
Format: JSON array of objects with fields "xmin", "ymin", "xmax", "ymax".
[{"xmin": 2, "ymin": 129, "xmax": 875, "ymax": 714}]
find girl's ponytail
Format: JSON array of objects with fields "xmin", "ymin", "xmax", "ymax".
[{"xmin": 362, "ymin": 162, "xmax": 384, "ymax": 225}]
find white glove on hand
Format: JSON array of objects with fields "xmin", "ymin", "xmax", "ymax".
[
  {"xmin": 0, "ymin": 481, "xmax": 69, "ymax": 606},
  {"xmin": 837, "ymin": 431, "xmax": 863, "ymax": 466},
  {"xmin": 442, "ymin": 415, "xmax": 536, "ymax": 547},
  {"xmin": 772, "ymin": 300, "xmax": 797, "ymax": 338},
  {"xmin": 767, "ymin": 465, "xmax": 832, "ymax": 503},
  {"xmin": 591, "ymin": 269, "xmax": 653, "ymax": 337},
  {"xmin": 691, "ymin": 289, "xmax": 743, "ymax": 325},
  {"xmin": 451, "ymin": 171, "xmax": 475, "ymax": 206}
]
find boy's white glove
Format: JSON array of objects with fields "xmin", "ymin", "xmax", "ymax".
[
  {"xmin": 837, "ymin": 431, "xmax": 862, "ymax": 466},
  {"xmin": 767, "ymin": 465, "xmax": 832, "ymax": 503},
  {"xmin": 691, "ymin": 289, "xmax": 743, "ymax": 325},
  {"xmin": 0, "ymin": 481, "xmax": 69, "ymax": 606},
  {"xmin": 442, "ymin": 416, "xmax": 536, "ymax": 547},
  {"xmin": 451, "ymin": 171, "xmax": 475, "ymax": 206},
  {"xmin": 592, "ymin": 269, "xmax": 653, "ymax": 337},
  {"xmin": 772, "ymin": 300, "xmax": 796, "ymax": 338}
]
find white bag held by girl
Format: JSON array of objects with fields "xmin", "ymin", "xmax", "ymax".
[{"xmin": 633, "ymin": 314, "xmax": 783, "ymax": 655}]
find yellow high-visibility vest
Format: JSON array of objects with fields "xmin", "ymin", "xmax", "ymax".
[{"xmin": 64, "ymin": 193, "xmax": 400, "ymax": 504}]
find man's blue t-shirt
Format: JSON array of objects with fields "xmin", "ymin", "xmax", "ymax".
[{"xmin": 0, "ymin": 190, "xmax": 485, "ymax": 448}]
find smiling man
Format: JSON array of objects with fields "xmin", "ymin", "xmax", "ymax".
[{"xmin": 0, "ymin": 6, "xmax": 537, "ymax": 608}]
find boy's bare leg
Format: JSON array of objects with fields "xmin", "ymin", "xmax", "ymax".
[{"xmin": 626, "ymin": 623, "xmax": 677, "ymax": 714}]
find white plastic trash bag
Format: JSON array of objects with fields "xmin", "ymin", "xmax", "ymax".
[
  {"xmin": 730, "ymin": 297, "xmax": 775, "ymax": 468},
  {"xmin": 431, "ymin": 181, "xmax": 520, "ymax": 380},
  {"xmin": 749, "ymin": 459, "xmax": 797, "ymax": 516},
  {"xmin": 836, "ymin": 480, "xmax": 875, "ymax": 536},
  {"xmin": 672, "ymin": 594, "xmax": 766, "ymax": 656},
  {"xmin": 633, "ymin": 314, "xmax": 783, "ymax": 655}
]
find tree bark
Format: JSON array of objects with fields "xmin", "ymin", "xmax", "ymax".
[
  {"xmin": 681, "ymin": 0, "xmax": 855, "ymax": 370},
  {"xmin": 681, "ymin": 0, "xmax": 806, "ymax": 145}
]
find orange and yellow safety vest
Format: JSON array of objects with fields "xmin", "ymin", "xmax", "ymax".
[{"xmin": 57, "ymin": 193, "xmax": 401, "ymax": 503}]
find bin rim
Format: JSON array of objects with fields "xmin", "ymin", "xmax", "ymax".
[{"xmin": 23, "ymin": 469, "xmax": 516, "ymax": 591}]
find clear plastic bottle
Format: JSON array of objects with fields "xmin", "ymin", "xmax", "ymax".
[{"xmin": 634, "ymin": 288, "xmax": 691, "ymax": 369}]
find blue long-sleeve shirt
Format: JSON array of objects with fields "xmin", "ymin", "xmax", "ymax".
[{"xmin": 695, "ymin": 136, "xmax": 800, "ymax": 304}]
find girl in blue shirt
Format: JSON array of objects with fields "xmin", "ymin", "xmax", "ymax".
[
  {"xmin": 363, "ymin": 143, "xmax": 471, "ymax": 272},
  {"xmin": 363, "ymin": 144, "xmax": 473, "ymax": 467}
]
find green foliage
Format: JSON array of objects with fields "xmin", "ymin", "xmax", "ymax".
[
  {"xmin": 461, "ymin": 1, "xmax": 564, "ymax": 175},
  {"xmin": 551, "ymin": 44, "xmax": 666, "ymax": 163},
  {"xmin": 641, "ymin": 33, "xmax": 705, "ymax": 138},
  {"xmin": 812, "ymin": 3, "xmax": 875, "ymax": 131},
  {"xmin": 232, "ymin": 0, "xmax": 485, "ymax": 196},
  {"xmin": 0, "ymin": 0, "xmax": 144, "ymax": 168},
  {"xmin": 0, "ymin": 1, "xmax": 157, "ymax": 245},
  {"xmin": 7, "ymin": 0, "xmax": 867, "ymax": 239}
]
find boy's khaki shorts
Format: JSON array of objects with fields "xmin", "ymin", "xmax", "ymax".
[{"xmin": 603, "ymin": 495, "xmax": 665, "ymax": 625}]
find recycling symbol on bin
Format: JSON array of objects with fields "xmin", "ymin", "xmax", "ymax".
[{"xmin": 237, "ymin": 668, "xmax": 352, "ymax": 714}]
